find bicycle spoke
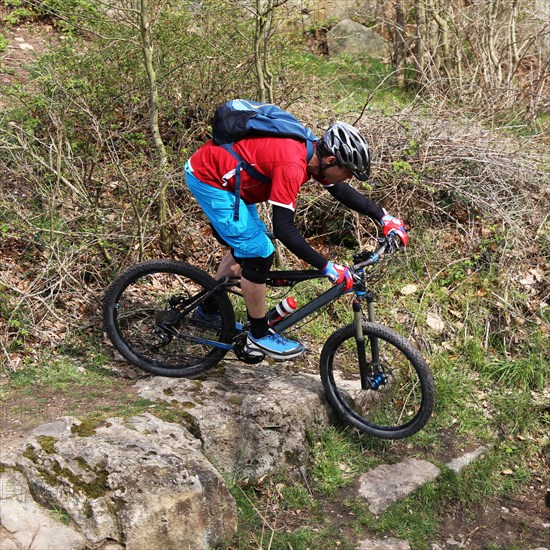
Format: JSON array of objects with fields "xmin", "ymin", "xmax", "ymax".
[
  {"xmin": 114, "ymin": 272, "xmax": 223, "ymax": 367},
  {"xmin": 338, "ymin": 344, "xmax": 420, "ymax": 427},
  {"xmin": 104, "ymin": 261, "xmax": 235, "ymax": 376},
  {"xmin": 321, "ymin": 323, "xmax": 434, "ymax": 438}
]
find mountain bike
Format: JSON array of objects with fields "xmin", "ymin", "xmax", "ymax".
[{"xmin": 103, "ymin": 236, "xmax": 435, "ymax": 439}]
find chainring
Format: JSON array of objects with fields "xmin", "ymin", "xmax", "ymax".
[{"xmin": 233, "ymin": 333, "xmax": 265, "ymax": 364}]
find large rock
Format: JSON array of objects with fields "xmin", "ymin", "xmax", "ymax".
[
  {"xmin": 0, "ymin": 469, "xmax": 86, "ymax": 550},
  {"xmin": 136, "ymin": 363, "xmax": 332, "ymax": 480},
  {"xmin": 327, "ymin": 19, "xmax": 389, "ymax": 59},
  {"xmin": 10, "ymin": 414, "xmax": 237, "ymax": 550}
]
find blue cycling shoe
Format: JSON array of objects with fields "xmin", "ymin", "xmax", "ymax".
[
  {"xmin": 245, "ymin": 330, "xmax": 305, "ymax": 360},
  {"xmin": 191, "ymin": 305, "xmax": 222, "ymax": 330}
]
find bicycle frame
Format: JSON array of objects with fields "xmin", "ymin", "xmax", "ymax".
[
  {"xmin": 180, "ymin": 237, "xmax": 398, "ymax": 384},
  {"xmin": 190, "ymin": 269, "xmax": 377, "ymax": 378}
]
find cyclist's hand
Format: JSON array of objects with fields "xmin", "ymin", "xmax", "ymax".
[
  {"xmin": 381, "ymin": 213, "xmax": 409, "ymax": 247},
  {"xmin": 323, "ymin": 261, "xmax": 353, "ymax": 290}
]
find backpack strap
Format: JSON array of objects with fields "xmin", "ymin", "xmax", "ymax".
[
  {"xmin": 220, "ymin": 139, "xmax": 316, "ymax": 221},
  {"xmin": 220, "ymin": 144, "xmax": 271, "ymax": 220},
  {"xmin": 305, "ymin": 139, "xmax": 315, "ymax": 164}
]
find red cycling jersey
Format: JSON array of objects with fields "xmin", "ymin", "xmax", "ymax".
[{"xmin": 188, "ymin": 137, "xmax": 324, "ymax": 211}]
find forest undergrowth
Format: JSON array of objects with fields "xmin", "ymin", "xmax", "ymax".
[{"xmin": 0, "ymin": 2, "xmax": 549, "ymax": 548}]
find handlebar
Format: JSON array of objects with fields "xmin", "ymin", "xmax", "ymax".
[{"xmin": 352, "ymin": 235, "xmax": 401, "ymax": 270}]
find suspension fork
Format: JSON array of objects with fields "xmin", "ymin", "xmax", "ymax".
[
  {"xmin": 353, "ymin": 291, "xmax": 378, "ymax": 390},
  {"xmin": 365, "ymin": 291, "xmax": 380, "ymax": 361}
]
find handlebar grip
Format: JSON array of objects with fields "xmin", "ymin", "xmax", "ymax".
[
  {"xmin": 351, "ymin": 235, "xmax": 402, "ymax": 270},
  {"xmin": 354, "ymin": 252, "xmax": 379, "ymax": 269}
]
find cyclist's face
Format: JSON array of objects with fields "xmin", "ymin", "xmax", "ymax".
[
  {"xmin": 321, "ymin": 157, "xmax": 353, "ymax": 183},
  {"xmin": 326, "ymin": 164, "xmax": 353, "ymax": 183}
]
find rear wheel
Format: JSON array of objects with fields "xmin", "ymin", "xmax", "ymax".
[
  {"xmin": 103, "ymin": 260, "xmax": 236, "ymax": 377},
  {"xmin": 320, "ymin": 322, "xmax": 434, "ymax": 439}
]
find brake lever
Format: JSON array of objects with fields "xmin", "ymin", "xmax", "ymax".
[{"xmin": 388, "ymin": 235, "xmax": 402, "ymax": 251}]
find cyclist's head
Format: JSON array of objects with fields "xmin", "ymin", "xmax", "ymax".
[{"xmin": 321, "ymin": 122, "xmax": 371, "ymax": 181}]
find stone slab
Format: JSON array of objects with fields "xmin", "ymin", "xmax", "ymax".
[
  {"xmin": 446, "ymin": 446, "xmax": 488, "ymax": 473},
  {"xmin": 357, "ymin": 537, "xmax": 411, "ymax": 549},
  {"xmin": 357, "ymin": 458, "xmax": 441, "ymax": 515}
]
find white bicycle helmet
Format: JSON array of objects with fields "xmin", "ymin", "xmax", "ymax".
[{"xmin": 322, "ymin": 121, "xmax": 371, "ymax": 181}]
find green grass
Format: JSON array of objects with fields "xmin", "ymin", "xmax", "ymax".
[
  {"xmin": 478, "ymin": 344, "xmax": 549, "ymax": 392},
  {"xmin": 310, "ymin": 428, "xmax": 369, "ymax": 494},
  {"xmin": 4, "ymin": 353, "xmax": 114, "ymax": 393},
  {"xmin": 226, "ymin": 475, "xmax": 346, "ymax": 549},
  {"xmin": 49, "ymin": 506, "xmax": 72, "ymax": 525},
  {"xmin": 282, "ymin": 50, "xmax": 413, "ymax": 115},
  {"xmin": 427, "ymin": 353, "xmax": 494, "ymax": 440}
]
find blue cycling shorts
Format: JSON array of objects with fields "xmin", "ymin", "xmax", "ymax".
[{"xmin": 184, "ymin": 162, "xmax": 275, "ymax": 259}]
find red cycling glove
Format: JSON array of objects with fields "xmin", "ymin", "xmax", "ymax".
[
  {"xmin": 380, "ymin": 213, "xmax": 409, "ymax": 247},
  {"xmin": 322, "ymin": 261, "xmax": 354, "ymax": 291}
]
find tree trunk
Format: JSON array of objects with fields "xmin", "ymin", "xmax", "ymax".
[
  {"xmin": 254, "ymin": 0, "xmax": 268, "ymax": 102},
  {"xmin": 139, "ymin": 0, "xmax": 172, "ymax": 254},
  {"xmin": 486, "ymin": 0, "xmax": 503, "ymax": 87},
  {"xmin": 413, "ymin": 0, "xmax": 427, "ymax": 88},
  {"xmin": 430, "ymin": 0, "xmax": 452, "ymax": 84},
  {"xmin": 394, "ymin": 0, "xmax": 407, "ymax": 88}
]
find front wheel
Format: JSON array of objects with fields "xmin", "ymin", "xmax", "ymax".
[
  {"xmin": 103, "ymin": 260, "xmax": 236, "ymax": 377},
  {"xmin": 320, "ymin": 322, "xmax": 435, "ymax": 439}
]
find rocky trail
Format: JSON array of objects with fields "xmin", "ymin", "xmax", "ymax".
[{"xmin": 1, "ymin": 362, "xmax": 549, "ymax": 549}]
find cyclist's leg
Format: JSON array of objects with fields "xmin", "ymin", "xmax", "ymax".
[
  {"xmin": 221, "ymin": 253, "xmax": 304, "ymax": 358},
  {"xmin": 185, "ymin": 165, "xmax": 304, "ymax": 358},
  {"xmin": 185, "ymin": 163, "xmax": 273, "ymax": 260},
  {"xmin": 185, "ymin": 162, "xmax": 272, "ymax": 313},
  {"xmin": 216, "ymin": 250, "xmax": 242, "ymax": 279}
]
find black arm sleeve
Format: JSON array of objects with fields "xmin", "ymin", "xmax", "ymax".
[
  {"xmin": 326, "ymin": 182, "xmax": 384, "ymax": 222},
  {"xmin": 272, "ymin": 205, "xmax": 327, "ymax": 269}
]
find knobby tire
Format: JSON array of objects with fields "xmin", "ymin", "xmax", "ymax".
[
  {"xmin": 103, "ymin": 260, "xmax": 235, "ymax": 377},
  {"xmin": 320, "ymin": 322, "xmax": 435, "ymax": 439}
]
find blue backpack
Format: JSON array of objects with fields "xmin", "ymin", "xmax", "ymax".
[{"xmin": 211, "ymin": 99, "xmax": 318, "ymax": 220}]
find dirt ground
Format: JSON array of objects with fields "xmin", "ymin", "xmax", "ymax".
[
  {"xmin": 1, "ymin": 20, "xmax": 59, "ymax": 110},
  {"xmin": 438, "ymin": 493, "xmax": 549, "ymax": 549}
]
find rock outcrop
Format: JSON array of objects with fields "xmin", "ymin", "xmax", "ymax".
[
  {"xmin": 136, "ymin": 362, "xmax": 333, "ymax": 481},
  {"xmin": 327, "ymin": 19, "xmax": 389, "ymax": 58},
  {"xmin": 2, "ymin": 414, "xmax": 237, "ymax": 550},
  {"xmin": 1, "ymin": 362, "xmax": 333, "ymax": 548}
]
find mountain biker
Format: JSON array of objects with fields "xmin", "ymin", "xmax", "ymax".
[{"xmin": 184, "ymin": 120, "xmax": 408, "ymax": 360}]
